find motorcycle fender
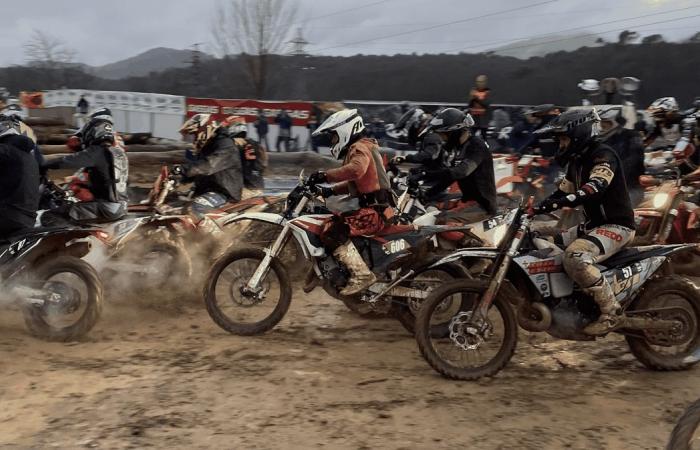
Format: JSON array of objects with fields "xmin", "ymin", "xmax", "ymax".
[
  {"xmin": 222, "ymin": 212, "xmax": 285, "ymax": 227},
  {"xmin": 64, "ymin": 240, "xmax": 91, "ymax": 259}
]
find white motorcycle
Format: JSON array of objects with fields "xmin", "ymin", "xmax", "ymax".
[{"xmin": 415, "ymin": 198, "xmax": 700, "ymax": 380}]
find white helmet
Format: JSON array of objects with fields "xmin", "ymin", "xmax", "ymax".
[
  {"xmin": 648, "ymin": 97, "xmax": 679, "ymax": 117},
  {"xmin": 312, "ymin": 109, "xmax": 365, "ymax": 159}
]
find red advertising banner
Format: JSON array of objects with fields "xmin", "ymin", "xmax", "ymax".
[{"xmin": 186, "ymin": 98, "xmax": 313, "ymax": 126}]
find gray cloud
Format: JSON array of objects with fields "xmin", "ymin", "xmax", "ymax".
[{"xmin": 1, "ymin": 0, "xmax": 698, "ymax": 66}]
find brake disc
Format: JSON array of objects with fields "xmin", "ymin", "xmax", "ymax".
[{"xmin": 449, "ymin": 311, "xmax": 488, "ymax": 351}]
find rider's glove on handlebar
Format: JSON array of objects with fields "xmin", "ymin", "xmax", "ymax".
[
  {"xmin": 423, "ymin": 168, "xmax": 453, "ymax": 182},
  {"xmin": 308, "ymin": 171, "xmax": 328, "ymax": 185}
]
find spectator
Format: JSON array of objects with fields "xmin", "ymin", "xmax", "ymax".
[
  {"xmin": 254, "ymin": 109, "xmax": 269, "ymax": 150},
  {"xmin": 275, "ymin": 109, "xmax": 292, "ymax": 152},
  {"xmin": 306, "ymin": 113, "xmax": 319, "ymax": 152},
  {"xmin": 76, "ymin": 95, "xmax": 89, "ymax": 128},
  {"xmin": 468, "ymin": 75, "xmax": 491, "ymax": 138}
]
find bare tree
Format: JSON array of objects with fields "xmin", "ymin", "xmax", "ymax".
[
  {"xmin": 212, "ymin": 0, "xmax": 298, "ymax": 98},
  {"xmin": 617, "ymin": 30, "xmax": 639, "ymax": 45},
  {"xmin": 23, "ymin": 29, "xmax": 77, "ymax": 68},
  {"xmin": 641, "ymin": 34, "xmax": 664, "ymax": 45}
]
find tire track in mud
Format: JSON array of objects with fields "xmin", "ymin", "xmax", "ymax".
[{"xmin": 0, "ymin": 289, "xmax": 698, "ymax": 449}]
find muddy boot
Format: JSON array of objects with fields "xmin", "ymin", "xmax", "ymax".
[
  {"xmin": 333, "ymin": 241, "xmax": 376, "ymax": 296},
  {"xmin": 302, "ymin": 267, "xmax": 319, "ymax": 293},
  {"xmin": 583, "ymin": 277, "xmax": 623, "ymax": 336}
]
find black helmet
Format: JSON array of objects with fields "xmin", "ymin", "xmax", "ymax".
[
  {"xmin": 523, "ymin": 104, "xmax": 557, "ymax": 117},
  {"xmin": 535, "ymin": 108, "xmax": 600, "ymax": 162},
  {"xmin": 78, "ymin": 108, "xmax": 115, "ymax": 146},
  {"xmin": 421, "ymin": 107, "xmax": 475, "ymax": 148}
]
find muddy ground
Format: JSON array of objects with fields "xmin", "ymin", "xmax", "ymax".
[{"xmin": 0, "ymin": 284, "xmax": 698, "ymax": 450}]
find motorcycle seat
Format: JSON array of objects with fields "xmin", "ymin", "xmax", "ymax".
[
  {"xmin": 377, "ymin": 224, "xmax": 417, "ymax": 236},
  {"xmin": 600, "ymin": 245, "xmax": 683, "ymax": 269}
]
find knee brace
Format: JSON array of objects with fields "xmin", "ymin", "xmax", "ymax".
[{"xmin": 563, "ymin": 240, "xmax": 602, "ymax": 288}]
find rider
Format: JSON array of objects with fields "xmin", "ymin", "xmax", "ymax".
[
  {"xmin": 221, "ymin": 115, "xmax": 266, "ymax": 192},
  {"xmin": 647, "ymin": 97, "xmax": 698, "ymax": 173},
  {"xmin": 175, "ymin": 113, "xmax": 243, "ymax": 218},
  {"xmin": 510, "ymin": 104, "xmax": 560, "ymax": 156},
  {"xmin": 413, "ymin": 107, "xmax": 498, "ymax": 222},
  {"xmin": 598, "ymin": 108, "xmax": 645, "ymax": 206},
  {"xmin": 308, "ymin": 109, "xmax": 393, "ymax": 295},
  {"xmin": 0, "ymin": 115, "xmax": 40, "ymax": 239},
  {"xmin": 42, "ymin": 108, "xmax": 129, "ymax": 224},
  {"xmin": 393, "ymin": 106, "xmax": 432, "ymax": 149},
  {"xmin": 535, "ymin": 108, "xmax": 636, "ymax": 335}
]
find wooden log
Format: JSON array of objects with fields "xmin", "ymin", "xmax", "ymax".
[
  {"xmin": 24, "ymin": 117, "xmax": 67, "ymax": 127},
  {"xmin": 40, "ymin": 145, "xmax": 71, "ymax": 155},
  {"xmin": 122, "ymin": 133, "xmax": 152, "ymax": 145},
  {"xmin": 125, "ymin": 144, "xmax": 192, "ymax": 153}
]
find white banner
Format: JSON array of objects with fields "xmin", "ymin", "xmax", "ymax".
[
  {"xmin": 43, "ymin": 89, "xmax": 185, "ymax": 114},
  {"xmin": 42, "ymin": 89, "xmax": 186, "ymax": 139}
]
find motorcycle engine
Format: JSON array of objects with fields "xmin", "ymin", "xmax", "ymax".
[
  {"xmin": 319, "ymin": 255, "xmax": 348, "ymax": 289},
  {"xmin": 546, "ymin": 294, "xmax": 600, "ymax": 341}
]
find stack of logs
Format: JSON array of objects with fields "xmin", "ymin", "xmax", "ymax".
[{"xmin": 31, "ymin": 116, "xmax": 340, "ymax": 182}]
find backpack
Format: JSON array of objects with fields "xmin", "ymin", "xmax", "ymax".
[{"xmin": 234, "ymin": 137, "xmax": 266, "ymax": 189}]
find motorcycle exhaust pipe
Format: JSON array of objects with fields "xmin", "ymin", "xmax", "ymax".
[{"xmin": 517, "ymin": 301, "xmax": 552, "ymax": 332}]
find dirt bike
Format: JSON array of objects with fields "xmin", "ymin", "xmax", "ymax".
[
  {"xmin": 39, "ymin": 179, "xmax": 193, "ymax": 290},
  {"xmin": 415, "ymin": 198, "xmax": 700, "ymax": 380},
  {"xmin": 634, "ymin": 169, "xmax": 700, "ymax": 276},
  {"xmin": 0, "ymin": 227, "xmax": 103, "ymax": 341},
  {"xmin": 203, "ymin": 173, "xmax": 483, "ymax": 336},
  {"xmin": 497, "ymin": 153, "xmax": 557, "ymax": 203},
  {"xmin": 668, "ymin": 398, "xmax": 700, "ymax": 450}
]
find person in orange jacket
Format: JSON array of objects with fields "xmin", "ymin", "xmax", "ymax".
[
  {"xmin": 308, "ymin": 109, "xmax": 393, "ymax": 295},
  {"xmin": 468, "ymin": 74, "xmax": 491, "ymax": 139}
]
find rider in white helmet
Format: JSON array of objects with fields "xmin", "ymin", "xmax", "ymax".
[{"xmin": 308, "ymin": 109, "xmax": 393, "ymax": 295}]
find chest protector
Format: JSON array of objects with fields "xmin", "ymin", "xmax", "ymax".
[{"xmin": 108, "ymin": 145, "xmax": 129, "ymax": 205}]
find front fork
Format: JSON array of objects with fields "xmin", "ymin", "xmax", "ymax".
[
  {"xmin": 474, "ymin": 219, "xmax": 528, "ymax": 322},
  {"xmin": 245, "ymin": 224, "xmax": 292, "ymax": 293}
]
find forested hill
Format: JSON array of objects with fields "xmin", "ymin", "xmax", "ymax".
[{"xmin": 2, "ymin": 41, "xmax": 698, "ymax": 107}]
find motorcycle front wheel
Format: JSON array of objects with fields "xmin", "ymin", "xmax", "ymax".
[
  {"xmin": 415, "ymin": 279, "xmax": 518, "ymax": 380},
  {"xmin": 23, "ymin": 256, "xmax": 103, "ymax": 341},
  {"xmin": 204, "ymin": 247, "xmax": 292, "ymax": 335},
  {"xmin": 668, "ymin": 398, "xmax": 700, "ymax": 450}
]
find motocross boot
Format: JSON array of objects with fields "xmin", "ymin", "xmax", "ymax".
[
  {"xmin": 333, "ymin": 241, "xmax": 376, "ymax": 296},
  {"xmin": 583, "ymin": 276, "xmax": 623, "ymax": 336}
]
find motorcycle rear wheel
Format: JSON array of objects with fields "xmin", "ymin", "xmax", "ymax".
[
  {"xmin": 23, "ymin": 256, "xmax": 103, "ymax": 341},
  {"xmin": 626, "ymin": 275, "xmax": 700, "ymax": 371},
  {"xmin": 391, "ymin": 262, "xmax": 470, "ymax": 335},
  {"xmin": 668, "ymin": 398, "xmax": 700, "ymax": 450},
  {"xmin": 204, "ymin": 247, "xmax": 292, "ymax": 335}
]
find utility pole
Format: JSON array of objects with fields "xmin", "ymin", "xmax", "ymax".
[
  {"xmin": 288, "ymin": 28, "xmax": 310, "ymax": 56},
  {"xmin": 190, "ymin": 42, "xmax": 205, "ymax": 95}
]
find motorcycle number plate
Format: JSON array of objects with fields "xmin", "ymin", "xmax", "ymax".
[{"xmin": 383, "ymin": 239, "xmax": 410, "ymax": 255}]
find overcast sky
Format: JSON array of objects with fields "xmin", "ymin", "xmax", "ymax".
[{"xmin": 2, "ymin": 0, "xmax": 699, "ymax": 66}]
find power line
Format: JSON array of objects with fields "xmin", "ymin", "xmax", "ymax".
[
  {"xmin": 312, "ymin": 0, "xmax": 560, "ymax": 53},
  {"xmin": 297, "ymin": 0, "xmax": 394, "ymax": 25},
  {"xmin": 474, "ymin": 12, "xmax": 700, "ymax": 54},
  {"xmin": 442, "ymin": 3, "xmax": 700, "ymax": 53}
]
